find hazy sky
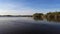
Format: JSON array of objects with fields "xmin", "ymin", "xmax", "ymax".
[{"xmin": 0, "ymin": 0, "xmax": 60, "ymax": 15}]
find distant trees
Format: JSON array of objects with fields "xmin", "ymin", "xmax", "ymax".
[
  {"xmin": 46, "ymin": 12, "xmax": 60, "ymax": 15},
  {"xmin": 33, "ymin": 12, "xmax": 60, "ymax": 19},
  {"xmin": 6, "ymin": 15, "xmax": 12, "ymax": 17},
  {"xmin": 33, "ymin": 13, "xmax": 44, "ymax": 19},
  {"xmin": 46, "ymin": 12, "xmax": 60, "ymax": 19},
  {"xmin": 32, "ymin": 12, "xmax": 60, "ymax": 22},
  {"xmin": 46, "ymin": 12, "xmax": 60, "ymax": 22},
  {"xmin": 33, "ymin": 13, "xmax": 44, "ymax": 21}
]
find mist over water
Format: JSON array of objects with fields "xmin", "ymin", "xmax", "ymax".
[{"xmin": 0, "ymin": 17, "xmax": 60, "ymax": 34}]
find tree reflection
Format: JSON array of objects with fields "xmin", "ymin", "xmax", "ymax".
[
  {"xmin": 33, "ymin": 17, "xmax": 60, "ymax": 22},
  {"xmin": 33, "ymin": 17, "xmax": 43, "ymax": 21},
  {"xmin": 46, "ymin": 17, "xmax": 60, "ymax": 22}
]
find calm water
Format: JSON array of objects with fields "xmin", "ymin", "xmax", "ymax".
[{"xmin": 0, "ymin": 17, "xmax": 60, "ymax": 34}]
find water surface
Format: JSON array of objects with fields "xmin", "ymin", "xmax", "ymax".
[{"xmin": 0, "ymin": 17, "xmax": 60, "ymax": 34}]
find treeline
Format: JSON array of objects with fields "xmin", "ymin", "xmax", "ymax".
[
  {"xmin": 0, "ymin": 15, "xmax": 32, "ymax": 17},
  {"xmin": 0, "ymin": 12, "xmax": 60, "ymax": 18},
  {"xmin": 33, "ymin": 12, "xmax": 60, "ymax": 19},
  {"xmin": 33, "ymin": 12, "xmax": 60, "ymax": 22}
]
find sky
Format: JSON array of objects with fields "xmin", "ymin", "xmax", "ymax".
[{"xmin": 0, "ymin": 0, "xmax": 60, "ymax": 15}]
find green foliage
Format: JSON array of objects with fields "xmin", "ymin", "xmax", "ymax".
[
  {"xmin": 47, "ymin": 12, "xmax": 60, "ymax": 15},
  {"xmin": 32, "ymin": 12, "xmax": 60, "ymax": 22},
  {"xmin": 33, "ymin": 13, "xmax": 43, "ymax": 18},
  {"xmin": 33, "ymin": 12, "xmax": 60, "ymax": 20}
]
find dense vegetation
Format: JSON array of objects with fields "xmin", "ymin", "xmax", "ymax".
[
  {"xmin": 46, "ymin": 12, "xmax": 60, "ymax": 18},
  {"xmin": 33, "ymin": 13, "xmax": 43, "ymax": 18},
  {"xmin": 33, "ymin": 12, "xmax": 60, "ymax": 18},
  {"xmin": 33, "ymin": 12, "xmax": 60, "ymax": 22}
]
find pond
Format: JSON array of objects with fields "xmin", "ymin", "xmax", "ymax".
[{"xmin": 0, "ymin": 17, "xmax": 60, "ymax": 34}]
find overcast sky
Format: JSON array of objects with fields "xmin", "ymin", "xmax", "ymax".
[{"xmin": 0, "ymin": 0, "xmax": 60, "ymax": 15}]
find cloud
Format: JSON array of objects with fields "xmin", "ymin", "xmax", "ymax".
[{"xmin": 0, "ymin": 8, "xmax": 35, "ymax": 15}]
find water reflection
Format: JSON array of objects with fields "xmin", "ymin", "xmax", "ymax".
[
  {"xmin": 33, "ymin": 17, "xmax": 60, "ymax": 22},
  {"xmin": 46, "ymin": 17, "xmax": 60, "ymax": 22},
  {"xmin": 0, "ymin": 17, "xmax": 60, "ymax": 34},
  {"xmin": 33, "ymin": 17, "xmax": 43, "ymax": 21}
]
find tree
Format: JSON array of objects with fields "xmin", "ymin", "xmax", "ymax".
[{"xmin": 33, "ymin": 13, "xmax": 43, "ymax": 18}]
